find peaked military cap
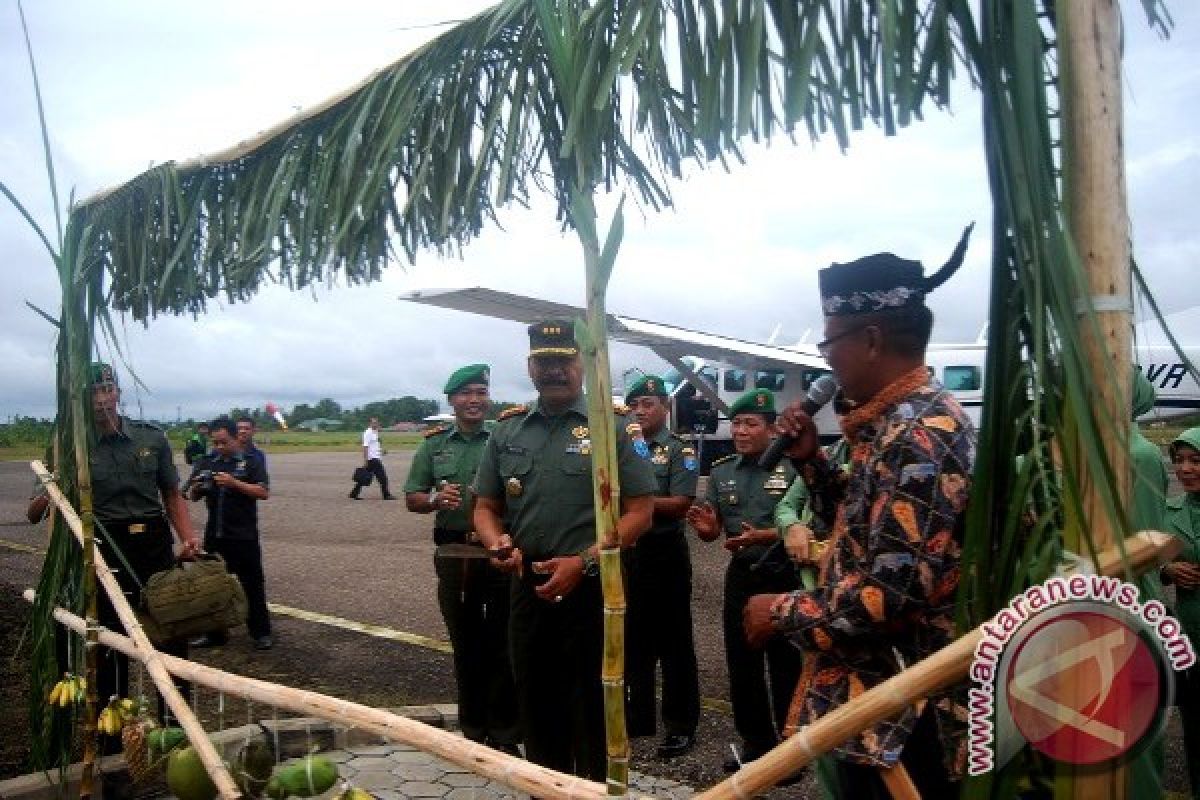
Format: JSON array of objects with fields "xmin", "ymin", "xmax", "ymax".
[
  {"xmin": 89, "ymin": 362, "xmax": 118, "ymax": 387},
  {"xmin": 625, "ymin": 374, "xmax": 668, "ymax": 403},
  {"xmin": 528, "ymin": 319, "xmax": 579, "ymax": 357},
  {"xmin": 443, "ymin": 363, "xmax": 490, "ymax": 394},
  {"xmin": 819, "ymin": 224, "xmax": 974, "ymax": 316},
  {"xmin": 729, "ymin": 388, "xmax": 775, "ymax": 417}
]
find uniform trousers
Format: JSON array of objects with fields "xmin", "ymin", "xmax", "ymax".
[
  {"xmin": 623, "ymin": 532, "xmax": 700, "ymax": 738},
  {"xmin": 204, "ymin": 537, "xmax": 271, "ymax": 639},
  {"xmin": 722, "ymin": 548, "xmax": 802, "ymax": 757},
  {"xmin": 509, "ymin": 571, "xmax": 605, "ymax": 780},
  {"xmin": 434, "ymin": 551, "xmax": 520, "ymax": 747},
  {"xmin": 1178, "ymin": 662, "xmax": 1200, "ymax": 797},
  {"xmin": 95, "ymin": 518, "xmax": 190, "ymax": 744}
]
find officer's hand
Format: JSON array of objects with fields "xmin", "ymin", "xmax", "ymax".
[
  {"xmin": 438, "ymin": 483, "xmax": 463, "ymax": 510},
  {"xmin": 532, "ymin": 556, "xmax": 583, "ymax": 603},
  {"xmin": 784, "ymin": 523, "xmax": 817, "ymax": 564},
  {"xmin": 743, "ymin": 593, "xmax": 782, "ymax": 649},
  {"xmin": 213, "ymin": 472, "xmax": 237, "ymax": 489},
  {"xmin": 685, "ymin": 502, "xmax": 719, "ymax": 540},
  {"xmin": 776, "ymin": 401, "xmax": 819, "ymax": 462},
  {"xmin": 490, "ymin": 534, "xmax": 523, "ymax": 576},
  {"xmin": 178, "ymin": 539, "xmax": 200, "ymax": 561},
  {"xmin": 729, "ymin": 522, "xmax": 777, "ymax": 551}
]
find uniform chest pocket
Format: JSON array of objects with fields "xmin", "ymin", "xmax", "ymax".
[
  {"xmin": 432, "ymin": 452, "xmax": 458, "ymax": 481},
  {"xmin": 90, "ymin": 457, "xmax": 117, "ymax": 485},
  {"xmin": 497, "ymin": 451, "xmax": 533, "ymax": 479}
]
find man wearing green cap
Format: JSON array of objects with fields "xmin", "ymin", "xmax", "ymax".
[
  {"xmin": 84, "ymin": 362, "xmax": 200, "ymax": 733},
  {"xmin": 474, "ymin": 320, "xmax": 656, "ymax": 780},
  {"xmin": 622, "ymin": 374, "xmax": 701, "ymax": 759},
  {"xmin": 745, "ymin": 230, "xmax": 976, "ymax": 795},
  {"xmin": 403, "ymin": 364, "xmax": 520, "ymax": 754},
  {"xmin": 685, "ymin": 387, "xmax": 801, "ymax": 771}
]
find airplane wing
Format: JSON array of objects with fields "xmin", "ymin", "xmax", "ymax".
[{"xmin": 400, "ymin": 287, "xmax": 828, "ymax": 371}]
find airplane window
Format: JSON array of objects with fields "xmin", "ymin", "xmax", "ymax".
[
  {"xmin": 943, "ymin": 365, "xmax": 981, "ymax": 391},
  {"xmin": 724, "ymin": 369, "xmax": 747, "ymax": 392},
  {"xmin": 756, "ymin": 369, "xmax": 786, "ymax": 391},
  {"xmin": 699, "ymin": 366, "xmax": 718, "ymax": 387}
]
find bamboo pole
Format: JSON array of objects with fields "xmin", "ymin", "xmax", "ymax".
[
  {"xmin": 32, "ymin": 460, "xmax": 241, "ymax": 800},
  {"xmin": 694, "ymin": 530, "xmax": 1182, "ymax": 800},
  {"xmin": 22, "ymin": 592, "xmax": 633, "ymax": 800},
  {"xmin": 1059, "ymin": 2, "xmax": 1132, "ymax": 798},
  {"xmin": 571, "ymin": 187, "xmax": 630, "ymax": 795}
]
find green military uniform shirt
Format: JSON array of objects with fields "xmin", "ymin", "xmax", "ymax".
[
  {"xmin": 1166, "ymin": 494, "xmax": 1200, "ymax": 644},
  {"xmin": 90, "ymin": 418, "xmax": 180, "ymax": 522},
  {"xmin": 706, "ymin": 454, "xmax": 796, "ymax": 536},
  {"xmin": 474, "ymin": 396, "xmax": 657, "ymax": 559},
  {"xmin": 643, "ymin": 426, "xmax": 699, "ymax": 537},
  {"xmin": 404, "ymin": 423, "xmax": 491, "ymax": 532}
]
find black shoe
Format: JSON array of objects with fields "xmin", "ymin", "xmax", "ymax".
[
  {"xmin": 655, "ymin": 733, "xmax": 695, "ymax": 759},
  {"xmin": 189, "ymin": 634, "xmax": 227, "ymax": 648},
  {"xmin": 723, "ymin": 745, "xmax": 767, "ymax": 773},
  {"xmin": 493, "ymin": 743, "xmax": 522, "ymax": 757},
  {"xmin": 253, "ymin": 635, "xmax": 274, "ymax": 651},
  {"xmin": 348, "ymin": 492, "xmax": 360, "ymax": 500},
  {"xmin": 382, "ymin": 494, "xmax": 396, "ymax": 500}
]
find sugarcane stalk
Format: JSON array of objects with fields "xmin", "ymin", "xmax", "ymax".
[
  {"xmin": 569, "ymin": 185, "xmax": 629, "ymax": 795},
  {"xmin": 1058, "ymin": 2, "xmax": 1131, "ymax": 797}
]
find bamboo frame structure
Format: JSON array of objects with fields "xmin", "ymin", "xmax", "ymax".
[
  {"xmin": 24, "ymin": 592, "xmax": 629, "ymax": 800},
  {"xmin": 1059, "ymin": 3, "xmax": 1132, "ymax": 797},
  {"xmin": 32, "ymin": 461, "xmax": 241, "ymax": 800},
  {"xmin": 693, "ymin": 530, "xmax": 1182, "ymax": 800}
]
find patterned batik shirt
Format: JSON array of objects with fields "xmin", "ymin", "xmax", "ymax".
[{"xmin": 770, "ymin": 366, "xmax": 975, "ymax": 776}]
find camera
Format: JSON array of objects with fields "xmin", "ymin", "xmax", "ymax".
[{"xmin": 190, "ymin": 469, "xmax": 216, "ymax": 493}]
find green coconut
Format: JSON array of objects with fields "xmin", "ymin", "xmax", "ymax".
[
  {"xmin": 165, "ymin": 746, "xmax": 218, "ymax": 800},
  {"xmin": 148, "ymin": 726, "xmax": 187, "ymax": 758},
  {"xmin": 273, "ymin": 755, "xmax": 339, "ymax": 798},
  {"xmin": 232, "ymin": 738, "xmax": 276, "ymax": 797}
]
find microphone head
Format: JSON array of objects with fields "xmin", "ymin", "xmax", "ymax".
[{"xmin": 808, "ymin": 374, "xmax": 839, "ymax": 405}]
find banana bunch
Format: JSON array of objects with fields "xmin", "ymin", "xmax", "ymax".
[
  {"xmin": 98, "ymin": 697, "xmax": 125, "ymax": 736},
  {"xmin": 46, "ymin": 673, "xmax": 86, "ymax": 708}
]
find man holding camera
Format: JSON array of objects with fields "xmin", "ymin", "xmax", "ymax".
[{"xmin": 187, "ymin": 417, "xmax": 273, "ymax": 650}]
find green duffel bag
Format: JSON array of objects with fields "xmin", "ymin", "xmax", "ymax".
[{"xmin": 138, "ymin": 554, "xmax": 248, "ymax": 645}]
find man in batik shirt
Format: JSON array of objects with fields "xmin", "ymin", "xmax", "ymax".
[{"xmin": 744, "ymin": 226, "xmax": 976, "ymax": 798}]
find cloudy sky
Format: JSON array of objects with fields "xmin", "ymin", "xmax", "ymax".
[{"xmin": 2, "ymin": 2, "xmax": 1197, "ymax": 422}]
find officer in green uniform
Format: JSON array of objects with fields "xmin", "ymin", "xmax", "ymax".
[
  {"xmin": 622, "ymin": 375, "xmax": 702, "ymax": 759},
  {"xmin": 1164, "ymin": 427, "xmax": 1200, "ymax": 795},
  {"xmin": 403, "ymin": 364, "xmax": 520, "ymax": 754},
  {"xmin": 686, "ymin": 388, "xmax": 801, "ymax": 771},
  {"xmin": 474, "ymin": 321, "xmax": 656, "ymax": 780},
  {"xmin": 85, "ymin": 363, "xmax": 200, "ymax": 730}
]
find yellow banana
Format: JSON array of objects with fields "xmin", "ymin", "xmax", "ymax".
[
  {"xmin": 46, "ymin": 681, "xmax": 63, "ymax": 708},
  {"xmin": 59, "ymin": 675, "xmax": 75, "ymax": 708}
]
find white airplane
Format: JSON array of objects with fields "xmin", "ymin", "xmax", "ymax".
[{"xmin": 401, "ymin": 287, "xmax": 1200, "ymax": 467}]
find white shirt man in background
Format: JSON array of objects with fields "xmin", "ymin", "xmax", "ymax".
[{"xmin": 349, "ymin": 417, "xmax": 395, "ymax": 500}]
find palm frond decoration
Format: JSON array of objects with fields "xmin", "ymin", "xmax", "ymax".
[{"xmin": 9, "ymin": 0, "xmax": 1180, "ymax": 794}]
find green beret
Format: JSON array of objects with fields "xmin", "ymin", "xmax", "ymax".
[
  {"xmin": 625, "ymin": 374, "xmax": 668, "ymax": 403},
  {"xmin": 89, "ymin": 362, "xmax": 118, "ymax": 387},
  {"xmin": 444, "ymin": 363, "xmax": 490, "ymax": 394},
  {"xmin": 729, "ymin": 388, "xmax": 775, "ymax": 417},
  {"xmin": 528, "ymin": 319, "xmax": 579, "ymax": 357}
]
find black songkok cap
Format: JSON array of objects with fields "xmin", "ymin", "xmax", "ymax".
[{"xmin": 818, "ymin": 224, "xmax": 974, "ymax": 317}]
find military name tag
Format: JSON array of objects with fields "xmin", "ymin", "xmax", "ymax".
[
  {"xmin": 506, "ymin": 477, "xmax": 523, "ymax": 497},
  {"xmin": 764, "ymin": 477, "xmax": 790, "ymax": 491}
]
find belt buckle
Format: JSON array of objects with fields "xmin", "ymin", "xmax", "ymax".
[
  {"xmin": 467, "ymin": 531, "xmax": 481, "ymax": 544},
  {"xmin": 128, "ymin": 523, "xmax": 147, "ymax": 534}
]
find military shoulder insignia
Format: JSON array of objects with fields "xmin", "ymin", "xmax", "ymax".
[
  {"xmin": 497, "ymin": 404, "xmax": 529, "ymax": 421},
  {"xmin": 711, "ymin": 453, "xmax": 736, "ymax": 467},
  {"xmin": 613, "ymin": 402, "xmax": 631, "ymax": 415},
  {"xmin": 422, "ymin": 424, "xmax": 449, "ymax": 438},
  {"xmin": 130, "ymin": 419, "xmax": 162, "ymax": 431}
]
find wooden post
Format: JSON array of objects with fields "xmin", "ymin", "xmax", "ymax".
[
  {"xmin": 32, "ymin": 461, "xmax": 242, "ymax": 800},
  {"xmin": 1059, "ymin": 2, "xmax": 1131, "ymax": 798}
]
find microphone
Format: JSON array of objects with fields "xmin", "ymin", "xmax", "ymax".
[{"xmin": 757, "ymin": 374, "xmax": 839, "ymax": 470}]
